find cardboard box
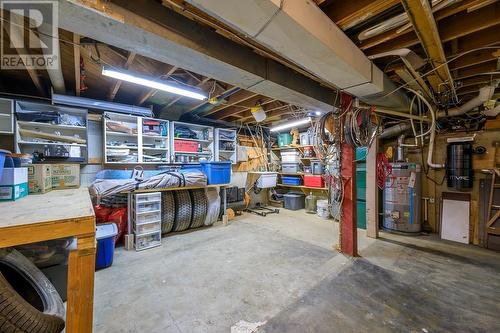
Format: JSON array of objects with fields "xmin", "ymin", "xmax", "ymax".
[
  {"xmin": 51, "ymin": 164, "xmax": 80, "ymax": 189},
  {"xmin": 28, "ymin": 164, "xmax": 52, "ymax": 194},
  {"xmin": 0, "ymin": 168, "xmax": 28, "ymax": 201}
]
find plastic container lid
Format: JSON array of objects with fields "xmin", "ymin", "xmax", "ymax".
[{"xmin": 96, "ymin": 223, "xmax": 118, "ymax": 240}]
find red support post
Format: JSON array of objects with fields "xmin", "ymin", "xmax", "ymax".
[{"xmin": 340, "ymin": 142, "xmax": 358, "ymax": 256}]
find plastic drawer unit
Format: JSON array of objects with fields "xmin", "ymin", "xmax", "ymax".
[{"xmin": 132, "ymin": 192, "xmax": 162, "ymax": 251}]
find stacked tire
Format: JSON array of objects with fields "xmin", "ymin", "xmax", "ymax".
[
  {"xmin": 189, "ymin": 189, "xmax": 208, "ymax": 229},
  {"xmin": 161, "ymin": 192, "xmax": 175, "ymax": 234},
  {"xmin": 172, "ymin": 190, "xmax": 192, "ymax": 232}
]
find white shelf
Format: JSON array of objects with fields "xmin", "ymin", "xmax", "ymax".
[
  {"xmin": 143, "ymin": 134, "xmax": 168, "ymax": 139},
  {"xmin": 220, "ymin": 149, "xmax": 236, "ymax": 153},
  {"xmin": 106, "ymin": 145, "xmax": 139, "ymax": 149},
  {"xmin": 18, "ymin": 141, "xmax": 86, "ymax": 147},
  {"xmin": 215, "ymin": 128, "xmax": 237, "ymax": 164},
  {"xmin": 173, "ymin": 137, "xmax": 212, "ymax": 143},
  {"xmin": 17, "ymin": 121, "xmax": 86, "ymax": 131},
  {"xmin": 143, "ymin": 147, "xmax": 168, "ymax": 151},
  {"xmin": 174, "ymin": 151, "xmax": 212, "ymax": 155},
  {"xmin": 106, "ymin": 131, "xmax": 137, "ymax": 137}
]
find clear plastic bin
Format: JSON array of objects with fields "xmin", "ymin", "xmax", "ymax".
[
  {"xmin": 133, "ymin": 210, "xmax": 161, "ymax": 224},
  {"xmin": 135, "ymin": 232, "xmax": 161, "ymax": 251},
  {"xmin": 133, "ymin": 192, "xmax": 161, "ymax": 203},
  {"xmin": 134, "ymin": 200, "xmax": 161, "ymax": 214},
  {"xmin": 134, "ymin": 220, "xmax": 161, "ymax": 235}
]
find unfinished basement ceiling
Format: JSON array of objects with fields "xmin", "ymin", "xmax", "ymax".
[{"xmin": 1, "ymin": 0, "xmax": 499, "ymax": 123}]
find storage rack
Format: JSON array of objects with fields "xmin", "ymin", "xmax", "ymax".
[
  {"xmin": 103, "ymin": 112, "xmax": 170, "ymax": 164},
  {"xmin": 14, "ymin": 101, "xmax": 89, "ymax": 163},
  {"xmin": 131, "ymin": 192, "xmax": 162, "ymax": 251},
  {"xmin": 215, "ymin": 128, "xmax": 237, "ymax": 164},
  {"xmin": 272, "ymin": 145, "xmax": 328, "ymax": 191},
  {"xmin": 170, "ymin": 121, "xmax": 214, "ymax": 164}
]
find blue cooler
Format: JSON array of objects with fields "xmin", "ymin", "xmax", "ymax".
[{"xmin": 95, "ymin": 223, "xmax": 118, "ymax": 270}]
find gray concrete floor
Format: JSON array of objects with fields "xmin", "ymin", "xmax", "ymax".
[{"xmin": 93, "ymin": 210, "xmax": 500, "ymax": 333}]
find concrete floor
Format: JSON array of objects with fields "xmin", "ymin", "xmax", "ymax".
[{"xmin": 93, "ymin": 209, "xmax": 500, "ymax": 333}]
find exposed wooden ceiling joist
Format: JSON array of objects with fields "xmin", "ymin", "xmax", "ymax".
[
  {"xmin": 401, "ymin": 0, "xmax": 454, "ymax": 93},
  {"xmin": 363, "ymin": 1, "xmax": 500, "ymax": 54},
  {"xmin": 449, "ymin": 48, "xmax": 500, "ymax": 71},
  {"xmin": 322, "ymin": 0, "xmax": 400, "ymax": 31},
  {"xmin": 73, "ymin": 34, "xmax": 81, "ymax": 96},
  {"xmin": 107, "ymin": 51, "xmax": 136, "ymax": 101},
  {"xmin": 215, "ymin": 96, "xmax": 274, "ymax": 120},
  {"xmin": 136, "ymin": 65, "xmax": 178, "ymax": 105},
  {"xmin": 163, "ymin": 76, "xmax": 211, "ymax": 108},
  {"xmin": 202, "ymin": 90, "xmax": 259, "ymax": 117}
]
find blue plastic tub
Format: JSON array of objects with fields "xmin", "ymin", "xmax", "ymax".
[
  {"xmin": 0, "ymin": 150, "xmax": 10, "ymax": 183},
  {"xmin": 282, "ymin": 176, "xmax": 302, "ymax": 186},
  {"xmin": 200, "ymin": 161, "xmax": 231, "ymax": 185},
  {"xmin": 95, "ymin": 223, "xmax": 118, "ymax": 270}
]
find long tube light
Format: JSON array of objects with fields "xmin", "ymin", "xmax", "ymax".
[
  {"xmin": 52, "ymin": 94, "xmax": 152, "ymax": 117},
  {"xmin": 102, "ymin": 67, "xmax": 207, "ymax": 101},
  {"xmin": 270, "ymin": 117, "xmax": 311, "ymax": 132}
]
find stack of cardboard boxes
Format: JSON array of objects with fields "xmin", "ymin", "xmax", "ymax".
[{"xmin": 0, "ymin": 164, "xmax": 80, "ymax": 201}]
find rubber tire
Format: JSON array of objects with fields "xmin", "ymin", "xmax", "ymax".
[
  {"xmin": 189, "ymin": 189, "xmax": 208, "ymax": 229},
  {"xmin": 172, "ymin": 190, "xmax": 192, "ymax": 232},
  {"xmin": 0, "ymin": 248, "xmax": 65, "ymax": 333},
  {"xmin": 161, "ymin": 192, "xmax": 175, "ymax": 234}
]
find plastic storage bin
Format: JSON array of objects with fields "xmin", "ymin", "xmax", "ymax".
[
  {"xmin": 281, "ymin": 151, "xmax": 301, "ymax": 163},
  {"xmin": 95, "ymin": 223, "xmax": 118, "ymax": 270},
  {"xmin": 256, "ymin": 172, "xmax": 277, "ymax": 188},
  {"xmin": 0, "ymin": 149, "xmax": 11, "ymax": 182},
  {"xmin": 282, "ymin": 163, "xmax": 300, "ymax": 174},
  {"xmin": 284, "ymin": 192, "xmax": 305, "ymax": 210},
  {"xmin": 174, "ymin": 139, "xmax": 199, "ymax": 152},
  {"xmin": 200, "ymin": 161, "xmax": 231, "ymax": 184},
  {"xmin": 277, "ymin": 133, "xmax": 292, "ymax": 147},
  {"xmin": 135, "ymin": 231, "xmax": 161, "ymax": 251},
  {"xmin": 134, "ymin": 220, "xmax": 161, "ymax": 235},
  {"xmin": 133, "ymin": 210, "xmax": 161, "ymax": 224},
  {"xmin": 304, "ymin": 175, "xmax": 325, "ymax": 188},
  {"xmin": 282, "ymin": 176, "xmax": 302, "ymax": 186}
]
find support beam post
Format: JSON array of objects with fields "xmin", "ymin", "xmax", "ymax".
[{"xmin": 340, "ymin": 143, "xmax": 358, "ymax": 256}]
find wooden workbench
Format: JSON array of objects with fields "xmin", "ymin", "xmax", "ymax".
[{"xmin": 0, "ymin": 188, "xmax": 96, "ymax": 333}]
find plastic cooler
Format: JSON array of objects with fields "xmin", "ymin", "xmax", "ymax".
[
  {"xmin": 95, "ymin": 223, "xmax": 118, "ymax": 270},
  {"xmin": 304, "ymin": 175, "xmax": 325, "ymax": 188},
  {"xmin": 200, "ymin": 161, "xmax": 231, "ymax": 184},
  {"xmin": 174, "ymin": 139, "xmax": 199, "ymax": 152}
]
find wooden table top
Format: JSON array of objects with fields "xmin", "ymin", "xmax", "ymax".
[{"xmin": 0, "ymin": 188, "xmax": 95, "ymax": 229}]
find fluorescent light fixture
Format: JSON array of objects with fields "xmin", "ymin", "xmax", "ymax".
[
  {"xmin": 102, "ymin": 67, "xmax": 207, "ymax": 101},
  {"xmin": 270, "ymin": 117, "xmax": 311, "ymax": 132}
]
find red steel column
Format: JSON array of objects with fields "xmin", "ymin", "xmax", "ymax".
[{"xmin": 340, "ymin": 142, "xmax": 357, "ymax": 256}]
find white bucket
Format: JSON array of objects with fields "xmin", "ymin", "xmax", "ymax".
[{"xmin": 316, "ymin": 199, "xmax": 330, "ymax": 219}]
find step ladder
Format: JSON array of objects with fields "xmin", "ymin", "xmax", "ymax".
[{"xmin": 486, "ymin": 168, "xmax": 500, "ymax": 248}]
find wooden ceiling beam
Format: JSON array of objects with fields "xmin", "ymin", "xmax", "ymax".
[
  {"xmin": 445, "ymin": 26, "xmax": 500, "ymax": 57},
  {"xmin": 73, "ymin": 33, "xmax": 81, "ymax": 96},
  {"xmin": 401, "ymin": 0, "xmax": 454, "ymax": 93},
  {"xmin": 216, "ymin": 96, "xmax": 274, "ymax": 120},
  {"xmin": 364, "ymin": 1, "xmax": 500, "ymax": 54},
  {"xmin": 453, "ymin": 60, "xmax": 499, "ymax": 80},
  {"xmin": 187, "ymin": 84, "xmax": 235, "ymax": 111},
  {"xmin": 202, "ymin": 90, "xmax": 259, "ymax": 116},
  {"xmin": 449, "ymin": 48, "xmax": 500, "ymax": 71},
  {"xmin": 322, "ymin": 0, "xmax": 400, "ymax": 31},
  {"xmin": 136, "ymin": 65, "xmax": 177, "ymax": 105},
  {"xmin": 107, "ymin": 51, "xmax": 136, "ymax": 101}
]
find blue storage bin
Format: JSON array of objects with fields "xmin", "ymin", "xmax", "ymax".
[
  {"xmin": 0, "ymin": 150, "xmax": 9, "ymax": 182},
  {"xmin": 200, "ymin": 161, "xmax": 231, "ymax": 185},
  {"xmin": 282, "ymin": 176, "xmax": 302, "ymax": 186},
  {"xmin": 95, "ymin": 223, "xmax": 118, "ymax": 270}
]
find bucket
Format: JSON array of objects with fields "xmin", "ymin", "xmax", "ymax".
[
  {"xmin": 316, "ymin": 199, "xmax": 330, "ymax": 219},
  {"xmin": 0, "ymin": 150, "xmax": 11, "ymax": 183}
]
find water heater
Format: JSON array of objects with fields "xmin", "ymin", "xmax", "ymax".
[{"xmin": 383, "ymin": 163, "xmax": 421, "ymax": 233}]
